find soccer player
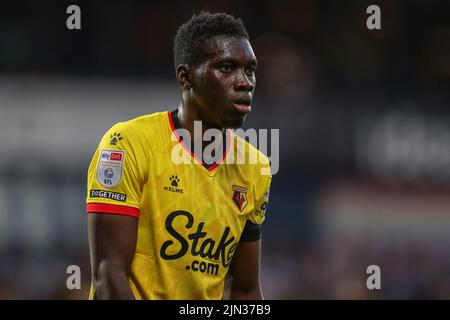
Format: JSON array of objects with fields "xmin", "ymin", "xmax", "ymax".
[{"xmin": 86, "ymin": 11, "xmax": 272, "ymax": 300}]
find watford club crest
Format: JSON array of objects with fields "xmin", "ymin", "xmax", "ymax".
[{"xmin": 232, "ymin": 185, "xmax": 248, "ymax": 212}]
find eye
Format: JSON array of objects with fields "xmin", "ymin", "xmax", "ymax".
[
  {"xmin": 219, "ymin": 64, "xmax": 233, "ymax": 73},
  {"xmin": 246, "ymin": 66, "xmax": 256, "ymax": 76}
]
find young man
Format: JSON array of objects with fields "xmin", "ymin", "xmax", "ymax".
[{"xmin": 86, "ymin": 11, "xmax": 272, "ymax": 300}]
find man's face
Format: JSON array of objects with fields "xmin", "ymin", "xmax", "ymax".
[{"xmin": 190, "ymin": 36, "xmax": 257, "ymax": 129}]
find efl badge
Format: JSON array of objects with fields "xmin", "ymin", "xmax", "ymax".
[
  {"xmin": 97, "ymin": 149, "xmax": 125, "ymax": 188},
  {"xmin": 232, "ymin": 185, "xmax": 248, "ymax": 212}
]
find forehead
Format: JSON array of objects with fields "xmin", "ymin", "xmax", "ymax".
[{"xmin": 203, "ymin": 36, "xmax": 256, "ymax": 63}]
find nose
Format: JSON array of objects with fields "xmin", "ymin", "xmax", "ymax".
[{"xmin": 234, "ymin": 69, "xmax": 255, "ymax": 92}]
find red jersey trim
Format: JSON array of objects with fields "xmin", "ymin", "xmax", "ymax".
[
  {"xmin": 168, "ymin": 111, "xmax": 230, "ymax": 172},
  {"xmin": 86, "ymin": 203, "xmax": 140, "ymax": 218}
]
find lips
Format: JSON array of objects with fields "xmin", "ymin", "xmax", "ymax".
[
  {"xmin": 233, "ymin": 97, "xmax": 252, "ymax": 114},
  {"xmin": 234, "ymin": 97, "xmax": 252, "ymax": 106}
]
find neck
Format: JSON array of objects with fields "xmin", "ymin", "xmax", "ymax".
[
  {"xmin": 178, "ymin": 102, "xmax": 224, "ymax": 130},
  {"xmin": 177, "ymin": 102, "xmax": 225, "ymax": 150},
  {"xmin": 174, "ymin": 100, "xmax": 228, "ymax": 163}
]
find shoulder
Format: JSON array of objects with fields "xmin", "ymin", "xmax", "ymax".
[
  {"xmin": 97, "ymin": 111, "xmax": 170, "ymax": 159},
  {"xmin": 100, "ymin": 111, "xmax": 170, "ymax": 149},
  {"xmin": 108, "ymin": 111, "xmax": 168, "ymax": 137}
]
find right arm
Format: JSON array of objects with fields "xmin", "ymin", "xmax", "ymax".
[
  {"xmin": 86, "ymin": 121, "xmax": 147, "ymax": 299},
  {"xmin": 88, "ymin": 213, "xmax": 138, "ymax": 300}
]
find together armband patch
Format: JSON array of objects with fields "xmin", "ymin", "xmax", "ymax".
[{"xmin": 89, "ymin": 189, "xmax": 127, "ymax": 202}]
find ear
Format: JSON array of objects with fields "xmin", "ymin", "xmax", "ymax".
[{"xmin": 176, "ymin": 64, "xmax": 192, "ymax": 90}]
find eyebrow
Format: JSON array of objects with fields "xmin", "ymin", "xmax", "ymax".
[{"xmin": 216, "ymin": 57, "xmax": 258, "ymax": 67}]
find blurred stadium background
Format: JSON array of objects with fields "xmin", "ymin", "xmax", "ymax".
[{"xmin": 0, "ymin": 0, "xmax": 449, "ymax": 299}]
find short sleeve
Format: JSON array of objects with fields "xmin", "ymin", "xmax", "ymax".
[
  {"xmin": 248, "ymin": 160, "xmax": 272, "ymax": 225},
  {"xmin": 86, "ymin": 122, "xmax": 147, "ymax": 218}
]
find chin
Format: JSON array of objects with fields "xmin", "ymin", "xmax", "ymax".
[{"xmin": 224, "ymin": 114, "xmax": 247, "ymax": 129}]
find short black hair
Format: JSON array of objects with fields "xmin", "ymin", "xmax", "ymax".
[{"xmin": 174, "ymin": 11, "xmax": 249, "ymax": 70}]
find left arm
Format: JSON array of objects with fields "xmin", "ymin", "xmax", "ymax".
[{"xmin": 227, "ymin": 239, "xmax": 263, "ymax": 300}]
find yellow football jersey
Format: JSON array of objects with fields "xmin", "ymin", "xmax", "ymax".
[{"xmin": 86, "ymin": 110, "xmax": 272, "ymax": 300}]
